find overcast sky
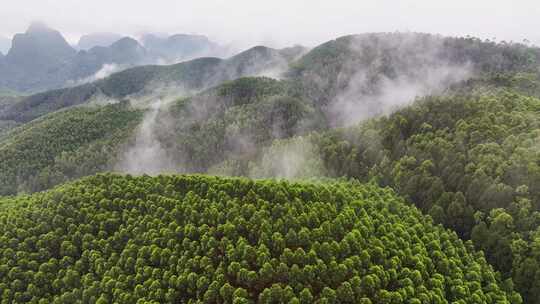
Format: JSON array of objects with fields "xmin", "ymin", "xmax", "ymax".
[{"xmin": 1, "ymin": 0, "xmax": 539, "ymax": 48}]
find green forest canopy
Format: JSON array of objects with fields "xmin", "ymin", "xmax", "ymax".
[
  {"xmin": 240, "ymin": 75, "xmax": 540, "ymax": 303},
  {"xmin": 0, "ymin": 174, "xmax": 522, "ymax": 303},
  {"xmin": 1, "ymin": 33, "xmax": 540, "ymax": 303}
]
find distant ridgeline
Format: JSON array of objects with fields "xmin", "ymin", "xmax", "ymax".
[
  {"xmin": 0, "ymin": 45, "xmax": 300, "ymax": 124},
  {"xmin": 0, "ymin": 22, "xmax": 225, "ymax": 94},
  {"xmin": 0, "ymin": 174, "xmax": 522, "ymax": 303}
]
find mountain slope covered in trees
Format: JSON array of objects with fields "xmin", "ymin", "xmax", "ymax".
[
  {"xmin": 0, "ymin": 76, "xmax": 321, "ymax": 196},
  {"xmin": 240, "ymin": 73, "xmax": 540, "ymax": 302},
  {"xmin": 0, "ymin": 45, "xmax": 297, "ymax": 123},
  {"xmin": 0, "ymin": 174, "xmax": 522, "ymax": 303},
  {"xmin": 145, "ymin": 76, "xmax": 323, "ymax": 173},
  {"xmin": 289, "ymin": 33, "xmax": 540, "ymax": 105},
  {"xmin": 1, "ymin": 32, "xmax": 540, "ymax": 302},
  {"xmin": 0, "ymin": 102, "xmax": 141, "ymax": 195}
]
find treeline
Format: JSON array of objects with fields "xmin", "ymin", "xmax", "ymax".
[{"xmin": 0, "ymin": 174, "xmax": 521, "ymax": 303}]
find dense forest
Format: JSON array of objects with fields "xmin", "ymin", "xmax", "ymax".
[
  {"xmin": 1, "ymin": 32, "xmax": 540, "ymax": 302},
  {"xmin": 0, "ymin": 174, "xmax": 522, "ymax": 303},
  {"xmin": 0, "ymin": 101, "xmax": 142, "ymax": 195},
  {"xmin": 0, "ymin": 45, "xmax": 300, "ymax": 124},
  {"xmin": 237, "ymin": 73, "xmax": 540, "ymax": 302}
]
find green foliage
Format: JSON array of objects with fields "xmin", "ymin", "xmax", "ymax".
[
  {"xmin": 0, "ymin": 174, "xmax": 520, "ymax": 302},
  {"xmin": 249, "ymin": 84, "xmax": 540, "ymax": 302},
  {"xmin": 0, "ymin": 46, "xmax": 294, "ymax": 123},
  {"xmin": 288, "ymin": 33, "xmax": 540, "ymax": 105},
  {"xmin": 0, "ymin": 76, "xmax": 323, "ymax": 196},
  {"xmin": 0, "ymin": 102, "xmax": 142, "ymax": 195},
  {"xmin": 153, "ymin": 77, "xmax": 325, "ymax": 172},
  {"xmin": 2, "ymin": 33, "xmax": 540, "ymax": 303}
]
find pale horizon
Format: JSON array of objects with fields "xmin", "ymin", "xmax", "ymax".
[{"xmin": 1, "ymin": 0, "xmax": 539, "ymax": 50}]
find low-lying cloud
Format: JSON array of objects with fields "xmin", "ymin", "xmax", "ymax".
[
  {"xmin": 330, "ymin": 63, "xmax": 472, "ymax": 126},
  {"xmin": 114, "ymin": 99, "xmax": 178, "ymax": 175},
  {"xmin": 67, "ymin": 63, "xmax": 124, "ymax": 86}
]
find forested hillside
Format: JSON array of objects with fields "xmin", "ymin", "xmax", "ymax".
[
  {"xmin": 0, "ymin": 102, "xmax": 141, "ymax": 195},
  {"xmin": 1, "ymin": 32, "xmax": 540, "ymax": 302},
  {"xmin": 289, "ymin": 33, "xmax": 540, "ymax": 108},
  {"xmin": 0, "ymin": 45, "xmax": 296, "ymax": 123},
  {"xmin": 146, "ymin": 77, "xmax": 323, "ymax": 173},
  {"xmin": 0, "ymin": 174, "xmax": 522, "ymax": 303},
  {"xmin": 240, "ymin": 73, "xmax": 540, "ymax": 302},
  {"xmin": 0, "ymin": 76, "xmax": 322, "ymax": 195},
  {"xmin": 6, "ymin": 32, "xmax": 538, "ymax": 125}
]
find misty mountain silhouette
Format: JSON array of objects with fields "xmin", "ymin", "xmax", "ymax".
[
  {"xmin": 77, "ymin": 32, "xmax": 124, "ymax": 50},
  {"xmin": 0, "ymin": 36, "xmax": 12, "ymax": 54},
  {"xmin": 0, "ymin": 23, "xmax": 225, "ymax": 93},
  {"xmin": 141, "ymin": 33, "xmax": 219, "ymax": 61}
]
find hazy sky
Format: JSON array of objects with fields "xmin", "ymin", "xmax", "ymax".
[{"xmin": 1, "ymin": 0, "xmax": 539, "ymax": 48}]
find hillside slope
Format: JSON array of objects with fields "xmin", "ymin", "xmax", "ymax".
[
  {"xmin": 289, "ymin": 33, "xmax": 540, "ymax": 107},
  {"xmin": 143, "ymin": 76, "xmax": 323, "ymax": 173},
  {"xmin": 0, "ymin": 77, "xmax": 321, "ymax": 196},
  {"xmin": 0, "ymin": 174, "xmax": 521, "ymax": 303},
  {"xmin": 0, "ymin": 102, "xmax": 142, "ymax": 195},
  {"xmin": 5, "ymin": 32, "xmax": 539, "ymax": 127},
  {"xmin": 243, "ymin": 74, "xmax": 540, "ymax": 302},
  {"xmin": 0, "ymin": 45, "xmax": 294, "ymax": 123}
]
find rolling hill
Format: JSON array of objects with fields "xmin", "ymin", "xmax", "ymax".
[
  {"xmin": 5, "ymin": 32, "xmax": 538, "ymax": 126},
  {"xmin": 241, "ymin": 73, "xmax": 540, "ymax": 302},
  {"xmin": 0, "ymin": 76, "xmax": 322, "ymax": 195},
  {"xmin": 1, "ymin": 32, "xmax": 540, "ymax": 302},
  {"xmin": 0, "ymin": 45, "xmax": 297, "ymax": 123},
  {"xmin": 0, "ymin": 102, "xmax": 142, "ymax": 195},
  {"xmin": 0, "ymin": 174, "xmax": 522, "ymax": 303}
]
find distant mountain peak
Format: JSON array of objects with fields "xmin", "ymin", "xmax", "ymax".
[
  {"xmin": 111, "ymin": 37, "xmax": 141, "ymax": 48},
  {"xmin": 26, "ymin": 21, "xmax": 55, "ymax": 34},
  {"xmin": 77, "ymin": 32, "xmax": 123, "ymax": 50},
  {"xmin": 8, "ymin": 22, "xmax": 75, "ymax": 59},
  {"xmin": 141, "ymin": 32, "xmax": 219, "ymax": 62}
]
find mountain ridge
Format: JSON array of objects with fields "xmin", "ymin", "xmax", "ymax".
[
  {"xmin": 0, "ymin": 23, "xmax": 227, "ymax": 93},
  {"xmin": 0, "ymin": 45, "xmax": 298, "ymax": 123}
]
